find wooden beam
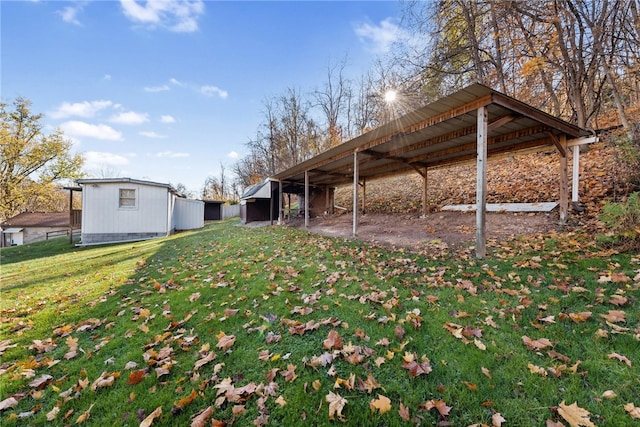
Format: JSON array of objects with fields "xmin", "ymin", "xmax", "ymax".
[
  {"xmin": 559, "ymin": 134, "xmax": 568, "ymax": 223},
  {"xmin": 353, "ymin": 152, "xmax": 358, "ymax": 236},
  {"xmin": 304, "ymin": 170, "xmax": 309, "ymax": 228},
  {"xmin": 476, "ymin": 106, "xmax": 488, "ymax": 259},
  {"xmin": 487, "ymin": 114, "xmax": 517, "ymax": 132},
  {"xmin": 422, "ymin": 167, "xmax": 428, "ymax": 217},
  {"xmin": 547, "ymin": 132, "xmax": 566, "ymax": 157}
]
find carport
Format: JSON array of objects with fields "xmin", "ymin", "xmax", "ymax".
[{"xmin": 272, "ymin": 84, "xmax": 595, "ymax": 258}]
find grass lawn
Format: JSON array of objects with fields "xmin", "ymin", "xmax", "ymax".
[{"xmin": 1, "ymin": 219, "xmax": 639, "ymax": 426}]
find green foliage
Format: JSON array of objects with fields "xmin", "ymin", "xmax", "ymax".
[
  {"xmin": 0, "ymin": 222, "xmax": 639, "ymax": 426},
  {"xmin": 600, "ymin": 192, "xmax": 640, "ymax": 250},
  {"xmin": 0, "ymin": 98, "xmax": 84, "ymax": 221}
]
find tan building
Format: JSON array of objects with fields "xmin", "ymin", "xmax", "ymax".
[{"xmin": 1, "ymin": 212, "xmax": 71, "ymax": 246}]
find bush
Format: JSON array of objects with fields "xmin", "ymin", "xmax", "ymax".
[{"xmin": 599, "ymin": 192, "xmax": 640, "ymax": 250}]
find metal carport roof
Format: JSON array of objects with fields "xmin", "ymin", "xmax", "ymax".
[
  {"xmin": 273, "ymin": 83, "xmax": 590, "ymax": 188},
  {"xmin": 271, "ymin": 83, "xmax": 593, "ymax": 258}
]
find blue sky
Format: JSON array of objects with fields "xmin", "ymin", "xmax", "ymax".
[{"xmin": 2, "ymin": 0, "xmax": 405, "ymax": 195}]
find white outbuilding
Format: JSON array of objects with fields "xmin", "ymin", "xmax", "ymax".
[{"xmin": 76, "ymin": 178, "xmax": 204, "ymax": 245}]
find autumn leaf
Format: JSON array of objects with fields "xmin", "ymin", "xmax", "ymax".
[
  {"xmin": 567, "ymin": 312, "xmax": 592, "ymax": 323},
  {"xmin": 402, "ymin": 352, "xmax": 432, "ymax": 377},
  {"xmin": 557, "ymin": 401, "xmax": 595, "ymax": 427},
  {"xmin": 602, "ymin": 390, "xmax": 617, "ymax": 399},
  {"xmin": 398, "ymin": 402, "xmax": 410, "ymax": 421},
  {"xmin": 481, "ymin": 366, "xmax": 492, "ymax": 378},
  {"xmin": 275, "ymin": 395, "xmax": 286, "ymax": 407},
  {"xmin": 280, "ymin": 364, "xmax": 297, "ymax": 382},
  {"xmin": 323, "ymin": 329, "xmax": 343, "ymax": 350},
  {"xmin": 190, "ymin": 406, "xmax": 213, "ymax": 427},
  {"xmin": 45, "ymin": 406, "xmax": 60, "ymax": 421},
  {"xmin": 29, "ymin": 374, "xmax": 53, "ymax": 390},
  {"xmin": 140, "ymin": 406, "xmax": 162, "ymax": 427},
  {"xmin": 600, "ymin": 310, "xmax": 626, "ymax": 323},
  {"xmin": 127, "ymin": 369, "xmax": 147, "ymax": 385},
  {"xmin": 75, "ymin": 403, "xmax": 94, "ymax": 424},
  {"xmin": 357, "ymin": 373, "xmax": 380, "ymax": 393},
  {"xmin": 216, "ymin": 332, "xmax": 236, "ymax": 352},
  {"xmin": 194, "ymin": 351, "xmax": 216, "ymax": 370},
  {"xmin": 370, "ymin": 394, "xmax": 391, "ymax": 414},
  {"xmin": 326, "ymin": 391, "xmax": 347, "ymax": 421},
  {"xmin": 174, "ymin": 389, "xmax": 198, "ymax": 410},
  {"xmin": 528, "ymin": 363, "xmax": 548, "ymax": 377},
  {"xmin": 91, "ymin": 371, "xmax": 119, "ymax": 391},
  {"xmin": 0, "ymin": 397, "xmax": 19, "ymax": 411},
  {"xmin": 608, "ymin": 352, "xmax": 632, "ymax": 366},
  {"xmin": 624, "ymin": 403, "xmax": 640, "ymax": 419},
  {"xmin": 419, "ymin": 399, "xmax": 452, "ymax": 417},
  {"xmin": 522, "ymin": 335, "xmax": 553, "ymax": 351},
  {"xmin": 492, "ymin": 412, "xmax": 506, "ymax": 427}
]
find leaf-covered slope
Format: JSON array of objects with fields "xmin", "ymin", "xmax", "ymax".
[{"xmin": 335, "ymin": 140, "xmax": 628, "ymax": 218}]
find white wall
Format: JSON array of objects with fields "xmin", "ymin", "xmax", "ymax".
[
  {"xmin": 174, "ymin": 198, "xmax": 204, "ymax": 230},
  {"xmin": 81, "ymin": 182, "xmax": 170, "ymax": 235}
]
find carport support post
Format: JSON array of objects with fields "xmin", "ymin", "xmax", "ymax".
[
  {"xmin": 278, "ymin": 180, "xmax": 283, "ymax": 225},
  {"xmin": 559, "ymin": 134, "xmax": 569, "ymax": 223},
  {"xmin": 476, "ymin": 106, "xmax": 488, "ymax": 259},
  {"xmin": 353, "ymin": 151, "xmax": 359, "ymax": 236},
  {"xmin": 422, "ymin": 167, "xmax": 428, "ymax": 218},
  {"xmin": 305, "ymin": 170, "xmax": 310, "ymax": 228}
]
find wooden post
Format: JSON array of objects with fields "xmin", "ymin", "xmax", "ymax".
[
  {"xmin": 362, "ymin": 178, "xmax": 366, "ymax": 215},
  {"xmin": 69, "ymin": 188, "xmax": 74, "ymax": 244},
  {"xmin": 476, "ymin": 106, "xmax": 488, "ymax": 259},
  {"xmin": 278, "ymin": 180, "xmax": 283, "ymax": 224},
  {"xmin": 353, "ymin": 152, "xmax": 359, "ymax": 236},
  {"xmin": 422, "ymin": 167, "xmax": 428, "ymax": 217},
  {"xmin": 305, "ymin": 170, "xmax": 310, "ymax": 228},
  {"xmin": 559, "ymin": 134, "xmax": 568, "ymax": 223},
  {"xmin": 269, "ymin": 181, "xmax": 274, "ymax": 226},
  {"xmin": 572, "ymin": 145, "xmax": 580, "ymax": 203}
]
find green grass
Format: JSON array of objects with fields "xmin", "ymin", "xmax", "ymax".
[{"xmin": 1, "ymin": 219, "xmax": 639, "ymax": 426}]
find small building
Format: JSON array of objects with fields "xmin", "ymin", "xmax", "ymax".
[
  {"xmin": 76, "ymin": 178, "xmax": 204, "ymax": 245},
  {"xmin": 203, "ymin": 200, "xmax": 224, "ymax": 221},
  {"xmin": 1, "ymin": 212, "xmax": 72, "ymax": 246},
  {"xmin": 239, "ymin": 178, "xmax": 334, "ymax": 224}
]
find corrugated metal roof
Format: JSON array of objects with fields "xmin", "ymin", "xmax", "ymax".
[
  {"xmin": 76, "ymin": 178, "xmax": 182, "ymax": 196},
  {"xmin": 273, "ymin": 84, "xmax": 590, "ymax": 188},
  {"xmin": 1, "ymin": 212, "xmax": 69, "ymax": 228}
]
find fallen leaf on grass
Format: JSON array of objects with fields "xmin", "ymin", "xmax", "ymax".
[
  {"xmin": 522, "ymin": 336, "xmax": 553, "ymax": 351},
  {"xmin": 419, "ymin": 399, "xmax": 451, "ymax": 417},
  {"xmin": 481, "ymin": 367, "xmax": 492, "ymax": 378},
  {"xmin": 398, "ymin": 402, "xmax": 410, "ymax": 421},
  {"xmin": 29, "ymin": 375, "xmax": 53, "ymax": 390},
  {"xmin": 602, "ymin": 390, "xmax": 617, "ymax": 399},
  {"xmin": 600, "ymin": 310, "xmax": 626, "ymax": 323},
  {"xmin": 402, "ymin": 352, "xmax": 432, "ymax": 377},
  {"xmin": 216, "ymin": 332, "xmax": 236, "ymax": 352},
  {"xmin": 326, "ymin": 391, "xmax": 347, "ymax": 421},
  {"xmin": 369, "ymin": 394, "xmax": 391, "ymax": 414},
  {"xmin": 557, "ymin": 401, "xmax": 595, "ymax": 427},
  {"xmin": 0, "ymin": 397, "xmax": 19, "ymax": 411},
  {"xmin": 45, "ymin": 406, "xmax": 60, "ymax": 420},
  {"xmin": 492, "ymin": 412, "xmax": 506, "ymax": 426},
  {"xmin": 127, "ymin": 370, "xmax": 147, "ymax": 385},
  {"xmin": 190, "ymin": 406, "xmax": 213, "ymax": 427},
  {"xmin": 624, "ymin": 403, "xmax": 640, "ymax": 419},
  {"xmin": 75, "ymin": 403, "xmax": 94, "ymax": 423},
  {"xmin": 323, "ymin": 330, "xmax": 343, "ymax": 350},
  {"xmin": 140, "ymin": 406, "xmax": 162, "ymax": 427},
  {"xmin": 194, "ymin": 351, "xmax": 216, "ymax": 370},
  {"xmin": 608, "ymin": 352, "xmax": 632, "ymax": 366}
]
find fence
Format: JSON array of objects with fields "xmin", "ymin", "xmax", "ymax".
[{"xmin": 222, "ymin": 204, "xmax": 240, "ymax": 219}]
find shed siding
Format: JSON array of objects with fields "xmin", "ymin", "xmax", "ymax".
[
  {"xmin": 174, "ymin": 198, "xmax": 204, "ymax": 230},
  {"xmin": 81, "ymin": 182, "xmax": 171, "ymax": 243}
]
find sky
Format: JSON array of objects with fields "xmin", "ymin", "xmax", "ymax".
[{"xmin": 2, "ymin": 0, "xmax": 406, "ymax": 195}]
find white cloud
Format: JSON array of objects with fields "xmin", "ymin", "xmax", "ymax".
[
  {"xmin": 156, "ymin": 150, "xmax": 189, "ymax": 158},
  {"xmin": 84, "ymin": 151, "xmax": 131, "ymax": 167},
  {"xmin": 227, "ymin": 151, "xmax": 239, "ymax": 159},
  {"xmin": 201, "ymin": 85, "xmax": 228, "ymax": 99},
  {"xmin": 170, "ymin": 77, "xmax": 184, "ymax": 87},
  {"xmin": 120, "ymin": 0, "xmax": 205, "ymax": 33},
  {"xmin": 354, "ymin": 18, "xmax": 407, "ymax": 54},
  {"xmin": 57, "ymin": 3, "xmax": 84, "ymax": 26},
  {"xmin": 160, "ymin": 114, "xmax": 176, "ymax": 123},
  {"xmin": 144, "ymin": 84, "xmax": 170, "ymax": 92},
  {"xmin": 104, "ymin": 74, "xmax": 112, "ymax": 81},
  {"xmin": 50, "ymin": 100, "xmax": 113, "ymax": 119},
  {"xmin": 110, "ymin": 111, "xmax": 149, "ymax": 125},
  {"xmin": 139, "ymin": 131, "xmax": 166, "ymax": 138},
  {"xmin": 60, "ymin": 121, "xmax": 123, "ymax": 141}
]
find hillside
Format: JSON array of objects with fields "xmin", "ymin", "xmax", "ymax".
[{"xmin": 334, "ymin": 136, "xmax": 635, "ymax": 223}]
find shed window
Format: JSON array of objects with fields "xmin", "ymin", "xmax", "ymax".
[{"xmin": 119, "ymin": 188, "xmax": 137, "ymax": 208}]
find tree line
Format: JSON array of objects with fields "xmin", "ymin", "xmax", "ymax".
[
  {"xmin": 2, "ymin": 1, "xmax": 638, "ymax": 220},
  {"xmin": 231, "ymin": 0, "xmax": 639, "ymax": 190}
]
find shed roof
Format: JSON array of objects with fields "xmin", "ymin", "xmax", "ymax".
[
  {"xmin": 76, "ymin": 178, "xmax": 182, "ymax": 196},
  {"xmin": 1, "ymin": 212, "xmax": 69, "ymax": 228},
  {"xmin": 273, "ymin": 83, "xmax": 590, "ymax": 187}
]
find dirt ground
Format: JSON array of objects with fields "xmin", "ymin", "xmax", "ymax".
[{"xmin": 284, "ymin": 210, "xmax": 561, "ymax": 253}]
